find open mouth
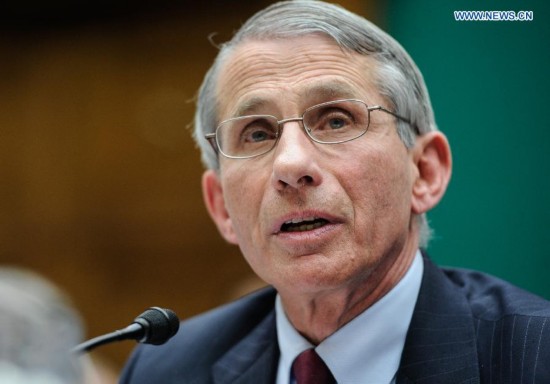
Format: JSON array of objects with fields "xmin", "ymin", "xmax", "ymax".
[{"xmin": 280, "ymin": 217, "xmax": 329, "ymax": 233}]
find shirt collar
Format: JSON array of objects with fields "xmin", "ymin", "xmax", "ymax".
[{"xmin": 275, "ymin": 250, "xmax": 424, "ymax": 384}]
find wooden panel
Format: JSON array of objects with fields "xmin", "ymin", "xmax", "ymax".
[{"xmin": 0, "ymin": 0, "xmax": 376, "ymax": 376}]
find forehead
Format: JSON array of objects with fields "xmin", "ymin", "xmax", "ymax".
[{"xmin": 216, "ymin": 35, "xmax": 380, "ymax": 118}]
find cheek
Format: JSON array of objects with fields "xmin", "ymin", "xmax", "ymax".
[
  {"xmin": 220, "ymin": 163, "xmax": 268, "ymax": 239},
  {"xmin": 342, "ymin": 145, "xmax": 412, "ymax": 240},
  {"xmin": 219, "ymin": 166, "xmax": 276, "ymax": 281}
]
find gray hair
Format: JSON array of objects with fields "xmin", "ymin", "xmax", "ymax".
[
  {"xmin": 0, "ymin": 267, "xmax": 84, "ymax": 383},
  {"xmin": 193, "ymin": 0, "xmax": 437, "ymax": 246}
]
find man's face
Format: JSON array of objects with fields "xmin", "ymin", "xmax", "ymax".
[{"xmin": 204, "ymin": 35, "xmax": 420, "ymax": 295}]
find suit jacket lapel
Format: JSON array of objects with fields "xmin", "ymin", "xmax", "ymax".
[
  {"xmin": 212, "ymin": 310, "xmax": 279, "ymax": 384},
  {"xmin": 397, "ymin": 256, "xmax": 480, "ymax": 383},
  {"xmin": 211, "ymin": 256, "xmax": 482, "ymax": 383}
]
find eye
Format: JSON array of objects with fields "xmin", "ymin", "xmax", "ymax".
[
  {"xmin": 248, "ymin": 129, "xmax": 271, "ymax": 142},
  {"xmin": 328, "ymin": 116, "xmax": 347, "ymax": 129},
  {"xmin": 240, "ymin": 118, "xmax": 277, "ymax": 143},
  {"xmin": 317, "ymin": 109, "xmax": 354, "ymax": 131}
]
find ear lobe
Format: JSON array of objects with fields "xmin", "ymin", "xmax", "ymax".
[
  {"xmin": 411, "ymin": 131, "xmax": 452, "ymax": 214},
  {"xmin": 202, "ymin": 170, "xmax": 238, "ymax": 244}
]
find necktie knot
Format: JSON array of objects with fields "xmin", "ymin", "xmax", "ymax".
[{"xmin": 291, "ymin": 348, "xmax": 336, "ymax": 384}]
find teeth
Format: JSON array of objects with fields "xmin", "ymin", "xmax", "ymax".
[
  {"xmin": 284, "ymin": 217, "xmax": 317, "ymax": 225},
  {"xmin": 281, "ymin": 217, "xmax": 328, "ymax": 232},
  {"xmin": 294, "ymin": 221, "xmax": 326, "ymax": 232}
]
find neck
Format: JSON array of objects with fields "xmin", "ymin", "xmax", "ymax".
[{"xmin": 278, "ymin": 237, "xmax": 419, "ymax": 344}]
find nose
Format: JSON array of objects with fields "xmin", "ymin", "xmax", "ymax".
[{"xmin": 270, "ymin": 121, "xmax": 323, "ymax": 191}]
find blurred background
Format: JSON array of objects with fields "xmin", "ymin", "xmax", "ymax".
[{"xmin": 1, "ymin": 0, "xmax": 548, "ymax": 378}]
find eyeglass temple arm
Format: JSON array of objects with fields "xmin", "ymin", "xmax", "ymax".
[
  {"xmin": 368, "ymin": 105, "xmax": 410, "ymax": 122},
  {"xmin": 368, "ymin": 105, "xmax": 419, "ymax": 134},
  {"xmin": 205, "ymin": 133, "xmax": 219, "ymax": 154}
]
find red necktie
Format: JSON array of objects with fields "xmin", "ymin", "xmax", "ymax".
[{"xmin": 292, "ymin": 348, "xmax": 336, "ymax": 384}]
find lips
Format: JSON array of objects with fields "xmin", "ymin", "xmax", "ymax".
[
  {"xmin": 272, "ymin": 211, "xmax": 340, "ymax": 235},
  {"xmin": 281, "ymin": 217, "xmax": 330, "ymax": 232},
  {"xmin": 271, "ymin": 211, "xmax": 342, "ymax": 252}
]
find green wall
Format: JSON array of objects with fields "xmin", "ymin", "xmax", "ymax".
[{"xmin": 385, "ymin": 0, "xmax": 549, "ymax": 298}]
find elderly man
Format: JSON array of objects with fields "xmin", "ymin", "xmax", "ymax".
[{"xmin": 120, "ymin": 1, "xmax": 550, "ymax": 383}]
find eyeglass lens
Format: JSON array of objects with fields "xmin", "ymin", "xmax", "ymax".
[{"xmin": 216, "ymin": 99, "xmax": 370, "ymax": 158}]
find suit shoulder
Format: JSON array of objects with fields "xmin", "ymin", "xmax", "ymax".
[
  {"xmin": 442, "ymin": 266, "xmax": 550, "ymax": 320},
  {"xmin": 180, "ymin": 285, "xmax": 276, "ymax": 335},
  {"xmin": 120, "ymin": 287, "xmax": 277, "ymax": 383},
  {"xmin": 440, "ymin": 267, "xmax": 550, "ymax": 382}
]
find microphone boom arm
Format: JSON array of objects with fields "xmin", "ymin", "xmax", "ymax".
[
  {"xmin": 72, "ymin": 323, "xmax": 143, "ymax": 354},
  {"xmin": 72, "ymin": 307, "xmax": 179, "ymax": 355}
]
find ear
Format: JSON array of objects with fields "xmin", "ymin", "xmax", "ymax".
[
  {"xmin": 202, "ymin": 169, "xmax": 239, "ymax": 244},
  {"xmin": 410, "ymin": 131, "xmax": 452, "ymax": 214}
]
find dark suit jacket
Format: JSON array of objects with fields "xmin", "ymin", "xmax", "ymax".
[{"xmin": 120, "ymin": 257, "xmax": 550, "ymax": 383}]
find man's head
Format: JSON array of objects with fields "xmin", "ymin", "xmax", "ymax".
[{"xmin": 194, "ymin": 1, "xmax": 451, "ymax": 297}]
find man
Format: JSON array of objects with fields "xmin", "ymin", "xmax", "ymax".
[{"xmin": 120, "ymin": 1, "xmax": 550, "ymax": 383}]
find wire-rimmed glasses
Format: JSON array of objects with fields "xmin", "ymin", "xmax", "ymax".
[{"xmin": 205, "ymin": 98, "xmax": 414, "ymax": 159}]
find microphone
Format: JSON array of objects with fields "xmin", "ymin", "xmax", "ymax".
[{"xmin": 72, "ymin": 307, "xmax": 179, "ymax": 354}]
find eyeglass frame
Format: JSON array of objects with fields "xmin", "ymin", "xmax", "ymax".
[{"xmin": 204, "ymin": 98, "xmax": 417, "ymax": 159}]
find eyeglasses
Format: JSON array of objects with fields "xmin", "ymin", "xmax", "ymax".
[{"xmin": 205, "ymin": 99, "xmax": 414, "ymax": 159}]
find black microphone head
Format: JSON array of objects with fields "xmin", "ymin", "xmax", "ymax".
[{"xmin": 133, "ymin": 307, "xmax": 180, "ymax": 345}]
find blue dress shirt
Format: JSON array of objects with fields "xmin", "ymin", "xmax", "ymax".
[{"xmin": 275, "ymin": 250, "xmax": 423, "ymax": 384}]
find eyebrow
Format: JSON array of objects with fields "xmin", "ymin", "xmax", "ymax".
[
  {"xmin": 301, "ymin": 81, "xmax": 360, "ymax": 101},
  {"xmin": 231, "ymin": 81, "xmax": 362, "ymax": 118},
  {"xmin": 233, "ymin": 97, "xmax": 270, "ymax": 118}
]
